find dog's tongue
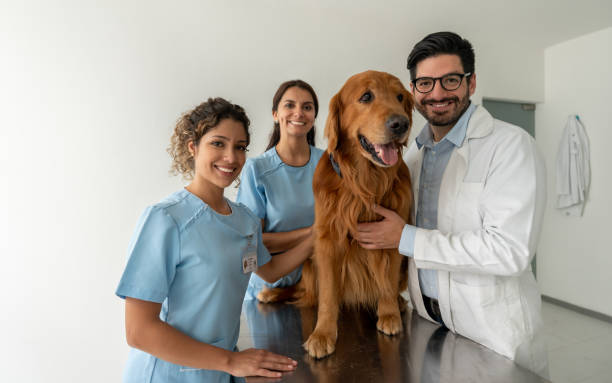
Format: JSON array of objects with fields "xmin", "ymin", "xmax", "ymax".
[{"xmin": 374, "ymin": 143, "xmax": 398, "ymax": 165}]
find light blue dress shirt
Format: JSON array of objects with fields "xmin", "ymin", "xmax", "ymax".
[
  {"xmin": 399, "ymin": 103, "xmax": 476, "ymax": 299},
  {"xmin": 237, "ymin": 146, "xmax": 324, "ymax": 300},
  {"xmin": 116, "ymin": 189, "xmax": 271, "ymax": 383}
]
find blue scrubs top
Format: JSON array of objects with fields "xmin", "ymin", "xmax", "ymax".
[
  {"xmin": 236, "ymin": 146, "xmax": 323, "ymax": 300},
  {"xmin": 116, "ymin": 189, "xmax": 271, "ymax": 383}
]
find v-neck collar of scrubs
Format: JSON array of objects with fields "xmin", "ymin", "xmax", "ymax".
[
  {"xmin": 273, "ymin": 145, "xmax": 315, "ymax": 169},
  {"xmin": 179, "ymin": 189, "xmax": 256, "ymax": 238},
  {"xmin": 182, "ymin": 188, "xmax": 234, "ymax": 217}
]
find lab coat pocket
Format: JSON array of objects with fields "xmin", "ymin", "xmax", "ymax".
[
  {"xmin": 451, "ymin": 273, "xmax": 496, "ymax": 289},
  {"xmin": 450, "ymin": 276, "xmax": 524, "ymax": 359},
  {"xmin": 452, "ymin": 182, "xmax": 484, "ymax": 231}
]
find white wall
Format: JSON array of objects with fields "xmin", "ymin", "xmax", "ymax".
[
  {"xmin": 536, "ymin": 27, "xmax": 612, "ymax": 316},
  {"xmin": 0, "ymin": 1, "xmax": 554, "ymax": 382}
]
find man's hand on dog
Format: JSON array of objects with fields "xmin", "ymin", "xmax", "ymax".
[{"xmin": 355, "ymin": 204, "xmax": 405, "ymax": 249}]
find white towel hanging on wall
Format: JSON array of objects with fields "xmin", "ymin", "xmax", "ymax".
[{"xmin": 556, "ymin": 115, "xmax": 591, "ymax": 216}]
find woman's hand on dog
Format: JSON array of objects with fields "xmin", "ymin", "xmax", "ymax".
[{"xmin": 355, "ymin": 205, "xmax": 405, "ymax": 249}]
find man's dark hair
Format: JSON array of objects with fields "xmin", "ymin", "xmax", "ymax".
[{"xmin": 407, "ymin": 31, "xmax": 475, "ymax": 80}]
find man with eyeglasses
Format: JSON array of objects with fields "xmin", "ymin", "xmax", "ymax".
[{"xmin": 355, "ymin": 31, "xmax": 548, "ymax": 377}]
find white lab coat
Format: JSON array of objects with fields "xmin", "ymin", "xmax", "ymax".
[
  {"xmin": 403, "ymin": 105, "xmax": 548, "ymax": 377},
  {"xmin": 556, "ymin": 115, "xmax": 590, "ymax": 216}
]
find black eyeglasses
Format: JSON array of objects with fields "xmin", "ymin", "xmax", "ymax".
[{"xmin": 411, "ymin": 72, "xmax": 472, "ymax": 93}]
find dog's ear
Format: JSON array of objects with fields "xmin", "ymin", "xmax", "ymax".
[
  {"xmin": 325, "ymin": 92, "xmax": 342, "ymax": 151},
  {"xmin": 402, "ymin": 90, "xmax": 414, "ymax": 127}
]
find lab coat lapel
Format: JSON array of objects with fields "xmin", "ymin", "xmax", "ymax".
[
  {"xmin": 436, "ymin": 105, "xmax": 493, "ymax": 331},
  {"xmin": 436, "ymin": 146, "xmax": 468, "ymax": 332},
  {"xmin": 437, "ymin": 105, "xmax": 494, "ymax": 232},
  {"xmin": 404, "ymin": 143, "xmax": 423, "ymax": 225}
]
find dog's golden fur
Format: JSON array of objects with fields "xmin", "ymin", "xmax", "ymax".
[{"xmin": 258, "ymin": 70, "xmax": 413, "ymax": 358}]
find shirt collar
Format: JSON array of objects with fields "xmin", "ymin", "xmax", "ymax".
[{"xmin": 416, "ymin": 102, "xmax": 477, "ymax": 149}]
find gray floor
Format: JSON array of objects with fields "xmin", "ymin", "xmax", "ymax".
[{"xmin": 542, "ymin": 301, "xmax": 612, "ymax": 383}]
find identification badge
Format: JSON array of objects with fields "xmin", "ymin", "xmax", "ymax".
[
  {"xmin": 242, "ymin": 234, "xmax": 257, "ymax": 274},
  {"xmin": 242, "ymin": 251, "xmax": 258, "ymax": 274}
]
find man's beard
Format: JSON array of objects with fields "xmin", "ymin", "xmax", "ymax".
[{"xmin": 415, "ymin": 89, "xmax": 471, "ymax": 128}]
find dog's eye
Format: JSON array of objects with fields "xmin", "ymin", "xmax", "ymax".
[
  {"xmin": 359, "ymin": 91, "xmax": 373, "ymax": 103},
  {"xmin": 397, "ymin": 94, "xmax": 404, "ymax": 102}
]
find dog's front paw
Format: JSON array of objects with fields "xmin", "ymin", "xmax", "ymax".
[
  {"xmin": 377, "ymin": 314, "xmax": 402, "ymax": 336},
  {"xmin": 303, "ymin": 331, "xmax": 337, "ymax": 359}
]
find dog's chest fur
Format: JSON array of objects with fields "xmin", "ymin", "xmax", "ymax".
[{"xmin": 312, "ymin": 158, "xmax": 411, "ymax": 307}]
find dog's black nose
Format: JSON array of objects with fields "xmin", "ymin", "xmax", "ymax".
[{"xmin": 386, "ymin": 114, "xmax": 409, "ymax": 135}]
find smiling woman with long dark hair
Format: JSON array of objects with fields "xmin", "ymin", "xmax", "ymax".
[{"xmin": 237, "ymin": 79, "xmax": 323, "ymax": 302}]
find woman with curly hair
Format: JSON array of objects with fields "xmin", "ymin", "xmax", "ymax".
[
  {"xmin": 237, "ymin": 80, "xmax": 323, "ymax": 301},
  {"xmin": 116, "ymin": 97, "xmax": 312, "ymax": 382}
]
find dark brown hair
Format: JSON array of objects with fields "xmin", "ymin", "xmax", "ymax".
[
  {"xmin": 168, "ymin": 97, "xmax": 250, "ymax": 179},
  {"xmin": 407, "ymin": 31, "xmax": 475, "ymax": 81}
]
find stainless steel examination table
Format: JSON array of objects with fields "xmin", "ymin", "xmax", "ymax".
[{"xmin": 238, "ymin": 299, "xmax": 550, "ymax": 383}]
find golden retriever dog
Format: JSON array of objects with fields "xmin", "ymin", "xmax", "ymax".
[{"xmin": 258, "ymin": 70, "xmax": 413, "ymax": 358}]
